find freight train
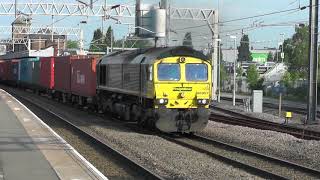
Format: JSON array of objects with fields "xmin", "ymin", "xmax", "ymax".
[{"xmin": 0, "ymin": 46, "xmax": 212, "ymax": 133}]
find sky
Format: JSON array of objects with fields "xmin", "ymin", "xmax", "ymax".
[{"xmin": 0, "ymin": 0, "xmax": 310, "ymax": 50}]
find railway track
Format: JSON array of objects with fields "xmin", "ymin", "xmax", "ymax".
[
  {"xmin": 221, "ymin": 96, "xmax": 320, "ymax": 117},
  {"xmin": 7, "ymin": 87, "xmax": 320, "ymax": 179},
  {"xmin": 211, "ymin": 106, "xmax": 320, "ymax": 141},
  {"xmin": 8, "ymin": 89, "xmax": 164, "ymax": 180},
  {"xmin": 161, "ymin": 134, "xmax": 320, "ymax": 179}
]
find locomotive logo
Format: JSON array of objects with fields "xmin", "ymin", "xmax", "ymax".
[{"xmin": 173, "ymin": 87, "xmax": 192, "ymax": 92}]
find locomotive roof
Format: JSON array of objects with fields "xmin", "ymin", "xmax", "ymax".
[{"xmin": 98, "ymin": 46, "xmax": 208, "ymax": 65}]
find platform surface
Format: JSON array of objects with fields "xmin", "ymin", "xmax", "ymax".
[{"xmin": 0, "ymin": 89, "xmax": 107, "ymax": 180}]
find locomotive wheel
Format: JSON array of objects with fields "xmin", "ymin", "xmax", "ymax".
[
  {"xmin": 147, "ymin": 117, "xmax": 156, "ymax": 130},
  {"xmin": 137, "ymin": 113, "xmax": 148, "ymax": 128},
  {"xmin": 124, "ymin": 107, "xmax": 131, "ymax": 121}
]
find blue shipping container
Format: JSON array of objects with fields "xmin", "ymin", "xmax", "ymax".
[{"xmin": 19, "ymin": 57, "xmax": 39, "ymax": 84}]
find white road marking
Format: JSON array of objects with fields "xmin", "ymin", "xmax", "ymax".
[
  {"xmin": 14, "ymin": 107, "xmax": 21, "ymax": 111},
  {"xmin": 7, "ymin": 100, "xmax": 12, "ymax": 103}
]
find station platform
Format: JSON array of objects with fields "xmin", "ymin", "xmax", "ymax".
[{"xmin": 0, "ymin": 89, "xmax": 107, "ymax": 180}]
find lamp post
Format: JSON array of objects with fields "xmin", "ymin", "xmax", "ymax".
[
  {"xmin": 280, "ymin": 33, "xmax": 285, "ymax": 63},
  {"xmin": 230, "ymin": 35, "xmax": 237, "ymax": 106},
  {"xmin": 278, "ymin": 33, "xmax": 285, "ymax": 117},
  {"xmin": 78, "ymin": 20, "xmax": 87, "ymax": 55},
  {"xmin": 216, "ymin": 38, "xmax": 222, "ymax": 102}
]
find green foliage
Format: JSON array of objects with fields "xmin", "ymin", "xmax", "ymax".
[
  {"xmin": 89, "ymin": 26, "xmax": 152, "ymax": 52},
  {"xmin": 220, "ymin": 63, "xmax": 228, "ymax": 86},
  {"xmin": 247, "ymin": 64, "xmax": 264, "ymax": 90},
  {"xmin": 281, "ymin": 71, "xmax": 293, "ymax": 88},
  {"xmin": 237, "ymin": 34, "xmax": 252, "ymax": 62},
  {"xmin": 283, "ymin": 26, "xmax": 309, "ymax": 79},
  {"xmin": 66, "ymin": 40, "xmax": 79, "ymax": 49},
  {"xmin": 104, "ymin": 26, "xmax": 114, "ymax": 48},
  {"xmin": 182, "ymin": 32, "xmax": 193, "ymax": 47},
  {"xmin": 267, "ymin": 51, "xmax": 273, "ymax": 62},
  {"xmin": 114, "ymin": 39, "xmax": 152, "ymax": 48},
  {"xmin": 89, "ymin": 28, "xmax": 104, "ymax": 52},
  {"xmin": 236, "ymin": 66, "xmax": 244, "ymax": 77}
]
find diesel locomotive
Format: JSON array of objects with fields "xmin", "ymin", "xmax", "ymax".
[{"xmin": 96, "ymin": 46, "xmax": 212, "ymax": 133}]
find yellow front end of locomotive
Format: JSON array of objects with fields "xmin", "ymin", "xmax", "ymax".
[{"xmin": 154, "ymin": 56, "xmax": 212, "ymax": 109}]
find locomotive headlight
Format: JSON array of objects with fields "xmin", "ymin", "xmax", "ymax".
[
  {"xmin": 197, "ymin": 99, "xmax": 209, "ymax": 105},
  {"xmin": 157, "ymin": 98, "xmax": 168, "ymax": 105}
]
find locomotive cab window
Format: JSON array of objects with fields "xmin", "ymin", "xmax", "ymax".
[
  {"xmin": 158, "ymin": 64, "xmax": 180, "ymax": 81},
  {"xmin": 186, "ymin": 64, "xmax": 208, "ymax": 81}
]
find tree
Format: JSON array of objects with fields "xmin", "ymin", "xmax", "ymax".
[
  {"xmin": 237, "ymin": 34, "xmax": 252, "ymax": 64},
  {"xmin": 182, "ymin": 32, "xmax": 193, "ymax": 47},
  {"xmin": 281, "ymin": 71, "xmax": 293, "ymax": 88},
  {"xmin": 104, "ymin": 26, "xmax": 114, "ymax": 48},
  {"xmin": 236, "ymin": 66, "xmax": 244, "ymax": 77},
  {"xmin": 89, "ymin": 28, "xmax": 104, "ymax": 52},
  {"xmin": 247, "ymin": 64, "xmax": 263, "ymax": 90},
  {"xmin": 267, "ymin": 51, "xmax": 273, "ymax": 62},
  {"xmin": 220, "ymin": 63, "xmax": 228, "ymax": 87},
  {"xmin": 283, "ymin": 26, "xmax": 309, "ymax": 79},
  {"xmin": 66, "ymin": 40, "xmax": 79, "ymax": 49},
  {"xmin": 114, "ymin": 39, "xmax": 152, "ymax": 48}
]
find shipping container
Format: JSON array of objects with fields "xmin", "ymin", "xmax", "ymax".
[
  {"xmin": 71, "ymin": 56, "xmax": 97, "ymax": 97},
  {"xmin": 10, "ymin": 59, "xmax": 20, "ymax": 82},
  {"xmin": 0, "ymin": 60, "xmax": 8, "ymax": 81},
  {"xmin": 19, "ymin": 57, "xmax": 39, "ymax": 86},
  {"xmin": 40, "ymin": 57, "xmax": 55, "ymax": 89},
  {"xmin": 54, "ymin": 56, "xmax": 84, "ymax": 93},
  {"xmin": 5, "ymin": 60, "xmax": 10, "ymax": 81},
  {"xmin": 32, "ymin": 60, "xmax": 40, "ymax": 86},
  {"xmin": 19, "ymin": 58, "xmax": 30, "ymax": 83}
]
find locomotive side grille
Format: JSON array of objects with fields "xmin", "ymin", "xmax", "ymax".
[{"xmin": 109, "ymin": 64, "xmax": 122, "ymax": 88}]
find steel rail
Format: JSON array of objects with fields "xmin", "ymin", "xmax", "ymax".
[
  {"xmin": 160, "ymin": 134, "xmax": 289, "ymax": 180},
  {"xmin": 191, "ymin": 134, "xmax": 320, "ymax": 178},
  {"xmin": 211, "ymin": 107, "xmax": 320, "ymax": 140}
]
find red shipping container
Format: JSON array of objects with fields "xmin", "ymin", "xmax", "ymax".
[
  {"xmin": 40, "ymin": 57, "xmax": 55, "ymax": 89},
  {"xmin": 0, "ymin": 60, "xmax": 8, "ymax": 81},
  {"xmin": 71, "ymin": 56, "xmax": 97, "ymax": 97},
  {"xmin": 54, "ymin": 56, "xmax": 87, "ymax": 93},
  {"xmin": 5, "ymin": 60, "xmax": 10, "ymax": 80},
  {"xmin": 9, "ymin": 59, "xmax": 20, "ymax": 82}
]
